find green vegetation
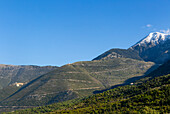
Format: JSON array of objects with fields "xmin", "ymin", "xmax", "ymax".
[
  {"xmin": 0, "ymin": 65, "xmax": 57, "ymax": 89},
  {"xmin": 0, "ymin": 99, "xmax": 80, "ymax": 113},
  {"xmin": 8, "ymin": 74, "xmax": 170, "ymax": 113},
  {"xmin": 136, "ymin": 60, "xmax": 170, "ymax": 84},
  {"xmin": 0, "ymin": 58, "xmax": 155, "ymax": 106},
  {"xmin": 56, "ymin": 75, "xmax": 170, "ymax": 113},
  {"xmin": 147, "ymin": 60, "xmax": 170, "ymax": 78},
  {"xmin": 7, "ymin": 59, "xmax": 170, "ymax": 113},
  {"xmin": 0, "ymin": 86, "xmax": 20, "ymax": 101}
]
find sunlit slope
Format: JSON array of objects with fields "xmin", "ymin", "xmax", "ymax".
[
  {"xmin": 0, "ymin": 58, "xmax": 155, "ymax": 106},
  {"xmin": 10, "ymin": 61, "xmax": 170, "ymax": 113}
]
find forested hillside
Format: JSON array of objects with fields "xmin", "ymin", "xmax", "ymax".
[{"xmin": 8, "ymin": 74, "xmax": 170, "ymax": 113}]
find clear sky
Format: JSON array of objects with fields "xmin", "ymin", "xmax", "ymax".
[{"xmin": 0, "ymin": 0, "xmax": 170, "ymax": 66}]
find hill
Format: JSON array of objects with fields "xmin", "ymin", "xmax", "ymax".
[
  {"xmin": 0, "ymin": 65, "xmax": 57, "ymax": 89},
  {"xmin": 136, "ymin": 59, "xmax": 170, "ymax": 84},
  {"xmin": 7, "ymin": 58, "xmax": 170, "ymax": 113},
  {"xmin": 93, "ymin": 48, "xmax": 142, "ymax": 61},
  {"xmin": 56, "ymin": 75, "xmax": 170, "ymax": 113},
  {"xmin": 146, "ymin": 59, "xmax": 170, "ymax": 78},
  {"xmin": 8, "ymin": 71, "xmax": 170, "ymax": 113},
  {"xmin": 0, "ymin": 85, "xmax": 20, "ymax": 101},
  {"xmin": 0, "ymin": 58, "xmax": 155, "ymax": 106}
]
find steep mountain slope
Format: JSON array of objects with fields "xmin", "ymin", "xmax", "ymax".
[
  {"xmin": 136, "ymin": 59, "xmax": 170, "ymax": 84},
  {"xmin": 146, "ymin": 59, "xmax": 170, "ymax": 77},
  {"xmin": 0, "ymin": 65, "xmax": 57, "ymax": 89},
  {"xmin": 130, "ymin": 32, "xmax": 170, "ymax": 64},
  {"xmin": 94, "ymin": 32, "xmax": 170, "ymax": 64},
  {"xmin": 0, "ymin": 58, "xmax": 155, "ymax": 106},
  {"xmin": 93, "ymin": 48, "xmax": 142, "ymax": 61}
]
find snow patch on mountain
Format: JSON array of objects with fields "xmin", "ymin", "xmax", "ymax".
[{"xmin": 132, "ymin": 32, "xmax": 170, "ymax": 47}]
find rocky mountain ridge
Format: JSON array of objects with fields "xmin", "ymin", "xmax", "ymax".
[{"xmin": 94, "ymin": 32, "xmax": 170, "ymax": 64}]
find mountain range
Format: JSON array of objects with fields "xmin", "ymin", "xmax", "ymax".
[
  {"xmin": 0, "ymin": 32, "xmax": 170, "ymax": 113},
  {"xmin": 9, "ymin": 51, "xmax": 170, "ymax": 113}
]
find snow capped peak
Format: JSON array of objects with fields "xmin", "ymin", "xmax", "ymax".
[
  {"xmin": 133, "ymin": 32, "xmax": 170, "ymax": 47},
  {"xmin": 144, "ymin": 32, "xmax": 169, "ymax": 42}
]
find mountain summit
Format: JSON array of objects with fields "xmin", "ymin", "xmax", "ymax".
[
  {"xmin": 130, "ymin": 32, "xmax": 170, "ymax": 64},
  {"xmin": 94, "ymin": 32, "xmax": 170, "ymax": 64},
  {"xmin": 131, "ymin": 32, "xmax": 170, "ymax": 48}
]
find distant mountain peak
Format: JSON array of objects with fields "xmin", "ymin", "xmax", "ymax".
[
  {"xmin": 94, "ymin": 31, "xmax": 170, "ymax": 64},
  {"xmin": 129, "ymin": 31, "xmax": 170, "ymax": 64},
  {"xmin": 132, "ymin": 32, "xmax": 170, "ymax": 48}
]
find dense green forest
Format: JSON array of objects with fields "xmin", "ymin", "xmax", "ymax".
[{"xmin": 6, "ymin": 74, "xmax": 169, "ymax": 113}]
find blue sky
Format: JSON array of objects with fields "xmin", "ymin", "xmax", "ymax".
[{"xmin": 0, "ymin": 0, "xmax": 170, "ymax": 66}]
